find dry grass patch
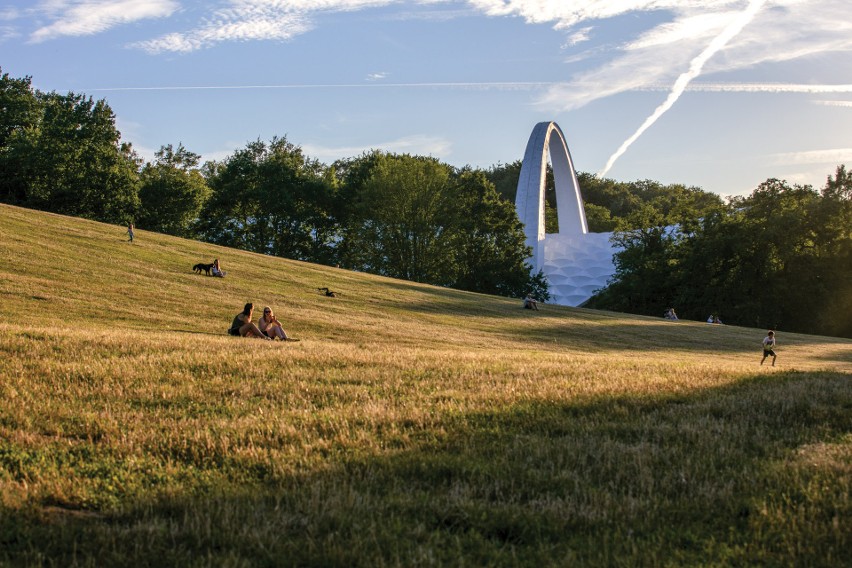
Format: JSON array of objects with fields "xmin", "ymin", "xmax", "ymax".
[{"xmin": 1, "ymin": 203, "xmax": 850, "ymax": 565}]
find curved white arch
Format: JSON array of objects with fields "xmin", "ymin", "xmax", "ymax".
[
  {"xmin": 515, "ymin": 121, "xmax": 588, "ymax": 271},
  {"xmin": 515, "ymin": 122, "xmax": 617, "ymax": 307}
]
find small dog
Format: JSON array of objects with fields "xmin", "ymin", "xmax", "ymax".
[
  {"xmin": 193, "ymin": 262, "xmax": 214, "ymax": 276},
  {"xmin": 318, "ymin": 287, "xmax": 337, "ymax": 297}
]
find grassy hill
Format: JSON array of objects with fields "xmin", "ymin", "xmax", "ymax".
[{"xmin": 1, "ymin": 202, "xmax": 849, "ymax": 566}]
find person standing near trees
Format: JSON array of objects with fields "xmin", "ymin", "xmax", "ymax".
[
  {"xmin": 761, "ymin": 330, "xmax": 777, "ymax": 366},
  {"xmin": 127, "ymin": 222, "xmax": 134, "ymax": 242}
]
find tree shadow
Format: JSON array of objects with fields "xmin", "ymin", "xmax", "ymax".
[{"xmin": 3, "ymin": 370, "xmax": 849, "ymax": 565}]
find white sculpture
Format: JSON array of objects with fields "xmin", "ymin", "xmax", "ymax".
[{"xmin": 515, "ymin": 121, "xmax": 618, "ymax": 307}]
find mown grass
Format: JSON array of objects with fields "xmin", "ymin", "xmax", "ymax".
[{"xmin": 0, "ymin": 203, "xmax": 850, "ymax": 566}]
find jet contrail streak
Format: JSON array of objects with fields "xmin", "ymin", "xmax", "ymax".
[
  {"xmin": 78, "ymin": 81, "xmax": 557, "ymax": 92},
  {"xmin": 598, "ymin": 0, "xmax": 768, "ymax": 178}
]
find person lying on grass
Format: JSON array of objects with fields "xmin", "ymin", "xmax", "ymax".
[
  {"xmin": 228, "ymin": 302, "xmax": 270, "ymax": 340},
  {"xmin": 257, "ymin": 306, "xmax": 297, "ymax": 341}
]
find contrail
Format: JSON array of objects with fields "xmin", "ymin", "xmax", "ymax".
[
  {"xmin": 599, "ymin": 0, "xmax": 768, "ymax": 178},
  {"xmin": 78, "ymin": 81, "xmax": 558, "ymax": 92}
]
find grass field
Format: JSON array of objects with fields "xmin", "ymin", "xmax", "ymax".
[{"xmin": 1, "ymin": 202, "xmax": 850, "ymax": 566}]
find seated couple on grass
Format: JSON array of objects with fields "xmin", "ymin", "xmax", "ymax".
[{"xmin": 228, "ymin": 303, "xmax": 296, "ymax": 341}]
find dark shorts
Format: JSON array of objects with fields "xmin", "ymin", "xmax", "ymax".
[
  {"xmin": 228, "ymin": 328, "xmax": 240, "ymax": 336},
  {"xmin": 763, "ymin": 349, "xmax": 776, "ymax": 357}
]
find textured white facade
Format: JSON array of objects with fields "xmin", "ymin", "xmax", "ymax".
[{"xmin": 515, "ymin": 121, "xmax": 618, "ymax": 307}]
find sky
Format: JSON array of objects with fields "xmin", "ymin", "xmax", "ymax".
[{"xmin": 2, "ymin": 0, "xmax": 851, "ymax": 198}]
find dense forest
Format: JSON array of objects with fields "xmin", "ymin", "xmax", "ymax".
[{"xmin": 2, "ymin": 69, "xmax": 849, "ymax": 337}]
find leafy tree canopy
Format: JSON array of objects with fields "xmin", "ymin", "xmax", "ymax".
[{"xmin": 588, "ymin": 167, "xmax": 852, "ymax": 338}]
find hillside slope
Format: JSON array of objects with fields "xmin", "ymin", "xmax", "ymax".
[
  {"xmin": 2, "ymin": 203, "xmax": 849, "ymax": 363},
  {"xmin": 1, "ymin": 203, "xmax": 850, "ymax": 566}
]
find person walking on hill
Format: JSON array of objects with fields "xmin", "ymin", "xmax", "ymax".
[
  {"xmin": 761, "ymin": 330, "xmax": 777, "ymax": 366},
  {"xmin": 228, "ymin": 303, "xmax": 270, "ymax": 339},
  {"xmin": 127, "ymin": 222, "xmax": 134, "ymax": 242}
]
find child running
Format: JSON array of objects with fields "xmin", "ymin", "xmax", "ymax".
[{"xmin": 761, "ymin": 330, "xmax": 777, "ymax": 366}]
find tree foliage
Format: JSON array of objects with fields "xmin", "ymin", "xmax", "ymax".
[
  {"xmin": 589, "ymin": 168, "xmax": 852, "ymax": 338},
  {"xmin": 196, "ymin": 137, "xmax": 338, "ymax": 263},
  {"xmin": 338, "ymin": 152, "xmax": 547, "ymax": 299},
  {"xmin": 0, "ymin": 72, "xmax": 139, "ymax": 224},
  {"xmin": 138, "ymin": 143, "xmax": 210, "ymax": 237},
  {"xmin": 2, "ymin": 67, "xmax": 848, "ymax": 325},
  {"xmin": 485, "ymin": 163, "xmax": 723, "ymax": 233}
]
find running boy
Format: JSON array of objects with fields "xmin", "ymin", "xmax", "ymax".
[{"xmin": 761, "ymin": 330, "xmax": 777, "ymax": 366}]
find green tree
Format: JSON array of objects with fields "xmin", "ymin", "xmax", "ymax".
[
  {"xmin": 589, "ymin": 168, "xmax": 852, "ymax": 337},
  {"xmin": 197, "ymin": 137, "xmax": 337, "ymax": 263},
  {"xmin": 343, "ymin": 153, "xmax": 454, "ymax": 282},
  {"xmin": 0, "ymin": 69, "xmax": 40, "ymax": 205},
  {"xmin": 3, "ymin": 90, "xmax": 139, "ymax": 223},
  {"xmin": 449, "ymin": 167, "xmax": 546, "ymax": 298},
  {"xmin": 340, "ymin": 153, "xmax": 548, "ymax": 299},
  {"xmin": 138, "ymin": 143, "xmax": 210, "ymax": 237}
]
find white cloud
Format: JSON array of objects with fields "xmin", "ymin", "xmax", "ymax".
[
  {"xmin": 599, "ymin": 0, "xmax": 769, "ymax": 177},
  {"xmin": 0, "ymin": 6, "xmax": 21, "ymax": 20},
  {"xmin": 366, "ymin": 72, "xmax": 389, "ymax": 81},
  {"xmin": 769, "ymin": 148, "xmax": 852, "ymax": 166},
  {"xmin": 195, "ymin": 134, "xmax": 453, "ymax": 166},
  {"xmin": 130, "ymin": 0, "xmax": 401, "ymax": 53},
  {"xmin": 132, "ymin": 11, "xmax": 312, "ymax": 53},
  {"xmin": 815, "ymin": 100, "xmax": 852, "ymax": 107},
  {"xmin": 563, "ymin": 26, "xmax": 592, "ymax": 48},
  {"xmin": 29, "ymin": 0, "xmax": 178, "ymax": 43},
  {"xmin": 301, "ymin": 134, "xmax": 453, "ymax": 162},
  {"xmin": 532, "ymin": 0, "xmax": 852, "ymax": 111},
  {"xmin": 0, "ymin": 25, "xmax": 20, "ymax": 42}
]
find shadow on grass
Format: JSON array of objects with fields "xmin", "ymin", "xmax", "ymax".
[{"xmin": 2, "ymin": 370, "xmax": 850, "ymax": 566}]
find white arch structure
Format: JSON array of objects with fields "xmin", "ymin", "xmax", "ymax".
[{"xmin": 515, "ymin": 121, "xmax": 618, "ymax": 307}]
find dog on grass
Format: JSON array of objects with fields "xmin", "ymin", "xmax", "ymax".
[
  {"xmin": 193, "ymin": 262, "xmax": 214, "ymax": 276},
  {"xmin": 318, "ymin": 287, "xmax": 337, "ymax": 297}
]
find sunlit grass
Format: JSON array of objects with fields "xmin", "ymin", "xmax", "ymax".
[{"xmin": 1, "ymin": 203, "xmax": 850, "ymax": 565}]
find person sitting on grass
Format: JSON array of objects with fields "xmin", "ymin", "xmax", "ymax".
[
  {"xmin": 228, "ymin": 303, "xmax": 270, "ymax": 339},
  {"xmin": 212, "ymin": 258, "xmax": 226, "ymax": 277},
  {"xmin": 523, "ymin": 295, "xmax": 539, "ymax": 310},
  {"xmin": 257, "ymin": 306, "xmax": 296, "ymax": 341}
]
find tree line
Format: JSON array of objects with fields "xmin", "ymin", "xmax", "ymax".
[
  {"xmin": 585, "ymin": 170, "xmax": 852, "ymax": 338},
  {"xmin": 2, "ymin": 69, "xmax": 849, "ymax": 337},
  {"xmin": 0, "ymin": 69, "xmax": 546, "ymax": 300}
]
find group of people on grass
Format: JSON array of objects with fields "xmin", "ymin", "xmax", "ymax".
[
  {"xmin": 124, "ymin": 224, "xmax": 777, "ymax": 363},
  {"xmin": 663, "ymin": 307, "xmax": 724, "ymax": 325},
  {"xmin": 220, "ymin": 261, "xmax": 775, "ymax": 364},
  {"xmin": 228, "ymin": 303, "xmax": 296, "ymax": 341}
]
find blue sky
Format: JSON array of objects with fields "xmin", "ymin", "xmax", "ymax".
[{"xmin": 2, "ymin": 0, "xmax": 851, "ymax": 197}]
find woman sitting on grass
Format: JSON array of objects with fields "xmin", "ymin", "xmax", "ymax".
[
  {"xmin": 257, "ymin": 306, "xmax": 293, "ymax": 341},
  {"xmin": 212, "ymin": 258, "xmax": 226, "ymax": 277},
  {"xmin": 228, "ymin": 303, "xmax": 269, "ymax": 339}
]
